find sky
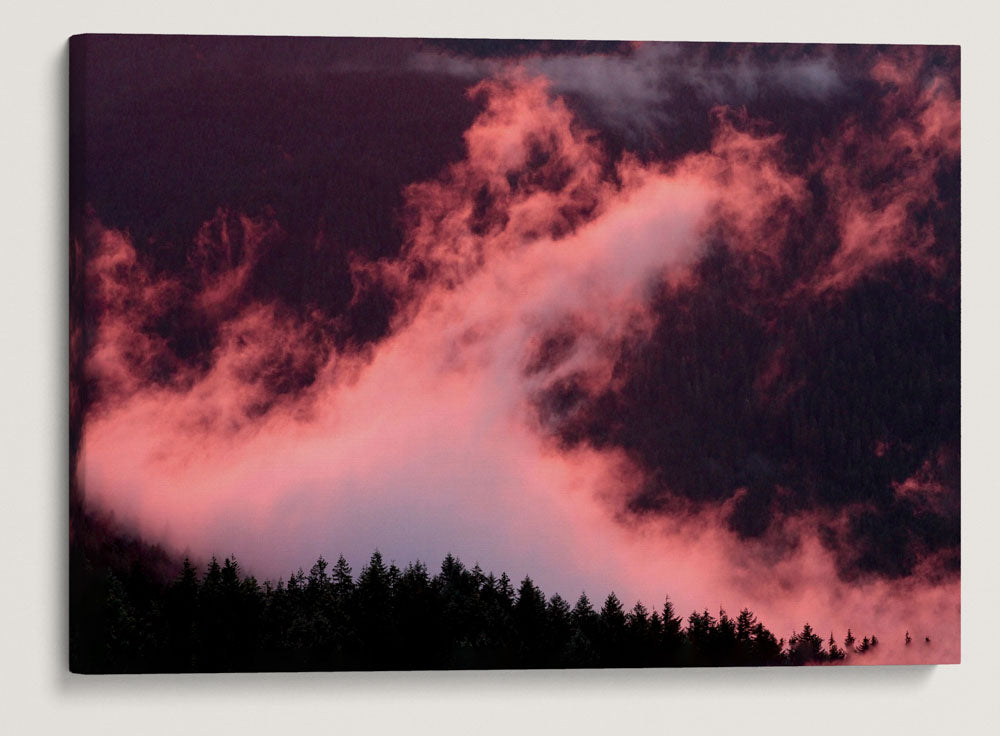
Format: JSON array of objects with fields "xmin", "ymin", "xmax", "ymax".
[{"xmin": 70, "ymin": 37, "xmax": 960, "ymax": 664}]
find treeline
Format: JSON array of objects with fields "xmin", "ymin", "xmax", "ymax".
[{"xmin": 71, "ymin": 550, "xmax": 902, "ymax": 673}]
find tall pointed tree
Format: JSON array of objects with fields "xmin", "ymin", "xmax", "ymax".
[
  {"xmin": 514, "ymin": 576, "xmax": 548, "ymax": 665},
  {"xmin": 599, "ymin": 593, "xmax": 627, "ymax": 666}
]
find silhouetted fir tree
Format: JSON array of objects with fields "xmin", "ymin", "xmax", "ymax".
[
  {"xmin": 259, "ymin": 578, "xmax": 287, "ymax": 668},
  {"xmin": 238, "ymin": 572, "xmax": 265, "ymax": 669},
  {"xmin": 356, "ymin": 551, "xmax": 393, "ymax": 668},
  {"xmin": 567, "ymin": 593, "xmax": 599, "ymax": 666},
  {"xmin": 483, "ymin": 571, "xmax": 497, "ymax": 592},
  {"xmin": 288, "ymin": 568, "xmax": 307, "ymax": 597},
  {"xmin": 327, "ymin": 555, "xmax": 359, "ymax": 667},
  {"xmin": 514, "ymin": 577, "xmax": 548, "ymax": 666},
  {"xmin": 625, "ymin": 602, "xmax": 655, "ymax": 667},
  {"xmin": 844, "ymin": 628, "xmax": 856, "ymax": 651},
  {"xmin": 750, "ymin": 622, "xmax": 784, "ymax": 666},
  {"xmin": 828, "ymin": 632, "xmax": 846, "ymax": 661},
  {"xmin": 282, "ymin": 567, "xmax": 319, "ymax": 667},
  {"xmin": 452, "ymin": 565, "xmax": 492, "ymax": 664},
  {"xmin": 905, "ymin": 631, "xmax": 912, "ymax": 646},
  {"xmin": 332, "ymin": 555, "xmax": 354, "ymax": 602},
  {"xmin": 734, "ymin": 608, "xmax": 758, "ymax": 665},
  {"xmin": 197, "ymin": 557, "xmax": 227, "ymax": 670},
  {"xmin": 393, "ymin": 560, "xmax": 444, "ymax": 668},
  {"xmin": 477, "ymin": 569, "xmax": 515, "ymax": 667},
  {"xmin": 788, "ymin": 623, "xmax": 826, "ymax": 664},
  {"xmin": 204, "ymin": 556, "xmax": 222, "ymax": 585},
  {"xmin": 627, "ymin": 601, "xmax": 649, "ymax": 629},
  {"xmin": 599, "ymin": 593, "xmax": 628, "ymax": 666},
  {"xmin": 163, "ymin": 557, "xmax": 199, "ymax": 671},
  {"xmin": 497, "ymin": 572, "xmax": 515, "ymax": 607},
  {"xmin": 304, "ymin": 556, "xmax": 335, "ymax": 660},
  {"xmin": 437, "ymin": 553, "xmax": 465, "ymax": 589},
  {"xmin": 856, "ymin": 635, "xmax": 871, "ymax": 654},
  {"xmin": 713, "ymin": 609, "xmax": 738, "ymax": 664},
  {"xmin": 546, "ymin": 593, "xmax": 573, "ymax": 665},
  {"xmin": 213, "ymin": 556, "xmax": 254, "ymax": 669},
  {"xmin": 660, "ymin": 596, "xmax": 685, "ymax": 666},
  {"xmin": 686, "ymin": 610, "xmax": 716, "ymax": 666},
  {"xmin": 648, "ymin": 610, "xmax": 663, "ymax": 641},
  {"xmin": 435, "ymin": 554, "xmax": 481, "ymax": 665},
  {"xmin": 281, "ymin": 557, "xmax": 328, "ymax": 669},
  {"xmin": 308, "ymin": 555, "xmax": 330, "ymax": 591},
  {"xmin": 735, "ymin": 608, "xmax": 757, "ymax": 643},
  {"xmin": 220, "ymin": 556, "xmax": 240, "ymax": 585}
]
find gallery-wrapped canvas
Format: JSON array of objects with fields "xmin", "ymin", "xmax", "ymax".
[{"xmin": 69, "ymin": 35, "xmax": 960, "ymax": 672}]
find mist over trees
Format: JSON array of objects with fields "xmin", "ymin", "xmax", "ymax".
[
  {"xmin": 71, "ymin": 547, "xmax": 907, "ymax": 673},
  {"xmin": 67, "ymin": 39, "xmax": 958, "ymax": 674}
]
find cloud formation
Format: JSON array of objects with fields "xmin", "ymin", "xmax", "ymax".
[
  {"xmin": 412, "ymin": 42, "xmax": 846, "ymax": 139},
  {"xmin": 812, "ymin": 48, "xmax": 960, "ymax": 291},
  {"xmin": 74, "ymin": 47, "xmax": 960, "ymax": 664}
]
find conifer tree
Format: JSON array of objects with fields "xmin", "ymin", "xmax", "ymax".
[
  {"xmin": 626, "ymin": 602, "xmax": 653, "ymax": 666},
  {"xmin": 686, "ymin": 609, "xmax": 716, "ymax": 665},
  {"xmin": 661, "ymin": 596, "xmax": 685, "ymax": 665},
  {"xmin": 164, "ymin": 557, "xmax": 199, "ymax": 670},
  {"xmin": 750, "ymin": 622, "xmax": 784, "ymax": 665},
  {"xmin": 734, "ymin": 609, "xmax": 758, "ymax": 664},
  {"xmin": 546, "ymin": 594, "xmax": 573, "ymax": 664},
  {"xmin": 572, "ymin": 592, "xmax": 598, "ymax": 629},
  {"xmin": 828, "ymin": 632, "xmax": 845, "ymax": 661},
  {"xmin": 357, "ymin": 551, "xmax": 393, "ymax": 665},
  {"xmin": 735, "ymin": 608, "xmax": 757, "ymax": 644},
  {"xmin": 715, "ymin": 609, "xmax": 738, "ymax": 662},
  {"xmin": 648, "ymin": 611, "xmax": 663, "ymax": 640},
  {"xmin": 514, "ymin": 577, "xmax": 548, "ymax": 665},
  {"xmin": 596, "ymin": 593, "xmax": 626, "ymax": 666},
  {"xmin": 308, "ymin": 556, "xmax": 329, "ymax": 591},
  {"xmin": 789, "ymin": 622, "xmax": 826, "ymax": 664},
  {"xmin": 497, "ymin": 572, "xmax": 515, "ymax": 606},
  {"xmin": 332, "ymin": 555, "xmax": 354, "ymax": 599},
  {"xmin": 328, "ymin": 556, "xmax": 358, "ymax": 667}
]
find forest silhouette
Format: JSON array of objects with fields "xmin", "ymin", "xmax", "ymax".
[{"xmin": 70, "ymin": 533, "xmax": 910, "ymax": 673}]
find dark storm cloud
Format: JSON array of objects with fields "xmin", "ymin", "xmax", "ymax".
[
  {"xmin": 541, "ymin": 250, "xmax": 960, "ymax": 582},
  {"xmin": 71, "ymin": 34, "xmax": 478, "ymax": 324},
  {"xmin": 531, "ymin": 46, "xmax": 960, "ymax": 582},
  {"xmin": 70, "ymin": 38, "xmax": 959, "ymax": 656}
]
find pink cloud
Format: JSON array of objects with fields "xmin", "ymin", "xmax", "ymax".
[
  {"xmin": 811, "ymin": 50, "xmax": 960, "ymax": 292},
  {"xmin": 75, "ymin": 71, "xmax": 958, "ymax": 664}
]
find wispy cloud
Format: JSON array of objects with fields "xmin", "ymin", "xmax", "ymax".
[
  {"xmin": 76, "ymin": 60, "xmax": 958, "ymax": 662},
  {"xmin": 411, "ymin": 42, "xmax": 846, "ymax": 139}
]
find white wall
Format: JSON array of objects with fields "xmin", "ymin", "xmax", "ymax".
[{"xmin": 2, "ymin": 1, "xmax": 997, "ymax": 734}]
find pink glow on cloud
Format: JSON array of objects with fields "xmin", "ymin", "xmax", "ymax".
[
  {"xmin": 76, "ymin": 70, "xmax": 958, "ymax": 663},
  {"xmin": 189, "ymin": 210, "xmax": 280, "ymax": 315},
  {"xmin": 813, "ymin": 51, "xmax": 959, "ymax": 292}
]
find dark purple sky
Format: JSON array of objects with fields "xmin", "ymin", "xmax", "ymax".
[{"xmin": 71, "ymin": 37, "xmax": 960, "ymax": 662}]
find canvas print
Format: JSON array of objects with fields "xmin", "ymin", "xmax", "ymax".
[{"xmin": 69, "ymin": 35, "xmax": 960, "ymax": 672}]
